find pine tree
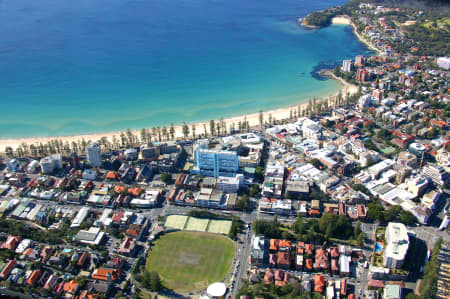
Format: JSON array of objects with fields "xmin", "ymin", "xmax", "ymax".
[
  {"xmin": 162, "ymin": 126, "xmax": 168, "ymax": 140},
  {"xmin": 182, "ymin": 123, "xmax": 189, "ymax": 139},
  {"xmin": 140, "ymin": 128, "xmax": 147, "ymax": 143},
  {"xmin": 259, "ymin": 110, "xmax": 264, "ymax": 128},
  {"xmin": 170, "ymin": 123, "xmax": 175, "ymax": 140},
  {"xmin": 203, "ymin": 123, "xmax": 208, "ymax": 137},
  {"xmin": 191, "ymin": 124, "xmax": 196, "ymax": 138},
  {"xmin": 210, "ymin": 120, "xmax": 215, "ymax": 136}
]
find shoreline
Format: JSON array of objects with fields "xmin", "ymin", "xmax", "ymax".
[
  {"xmin": 299, "ymin": 17, "xmax": 321, "ymax": 29},
  {"xmin": 332, "ymin": 15, "xmax": 382, "ymax": 54},
  {"xmin": 0, "ymin": 81, "xmax": 358, "ymax": 152},
  {"xmin": 0, "ymin": 15, "xmax": 372, "ymax": 152}
]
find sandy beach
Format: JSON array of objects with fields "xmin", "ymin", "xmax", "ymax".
[
  {"xmin": 0, "ymin": 81, "xmax": 358, "ymax": 152},
  {"xmin": 332, "ymin": 16, "xmax": 382, "ymax": 54},
  {"xmin": 0, "ymin": 15, "xmax": 370, "ymax": 153}
]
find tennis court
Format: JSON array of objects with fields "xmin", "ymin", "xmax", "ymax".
[
  {"xmin": 185, "ymin": 217, "xmax": 209, "ymax": 232},
  {"xmin": 207, "ymin": 219, "xmax": 232, "ymax": 234},
  {"xmin": 165, "ymin": 215, "xmax": 188, "ymax": 230}
]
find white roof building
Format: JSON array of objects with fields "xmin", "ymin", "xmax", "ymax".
[
  {"xmin": 368, "ymin": 159, "xmax": 395, "ymax": 179},
  {"xmin": 437, "ymin": 57, "xmax": 450, "ymax": 70},
  {"xmin": 207, "ymin": 282, "xmax": 227, "ymax": 297},
  {"xmin": 75, "ymin": 227, "xmax": 105, "ymax": 245},
  {"xmin": 27, "ymin": 160, "xmax": 40, "ymax": 173},
  {"xmin": 339, "ymin": 255, "xmax": 351, "ymax": 274},
  {"xmin": 70, "ymin": 207, "xmax": 89, "ymax": 228},
  {"xmin": 95, "ymin": 209, "xmax": 112, "ymax": 227},
  {"xmin": 15, "ymin": 239, "xmax": 32, "ymax": 254},
  {"xmin": 383, "ymin": 222, "xmax": 409, "ymax": 269}
]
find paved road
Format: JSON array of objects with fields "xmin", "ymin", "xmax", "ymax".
[
  {"xmin": 0, "ymin": 288, "xmax": 34, "ymax": 299},
  {"xmin": 230, "ymin": 224, "xmax": 252, "ymax": 299}
]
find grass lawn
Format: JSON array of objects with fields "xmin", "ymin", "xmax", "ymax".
[
  {"xmin": 185, "ymin": 217, "xmax": 209, "ymax": 232},
  {"xmin": 165, "ymin": 215, "xmax": 188, "ymax": 230},
  {"xmin": 207, "ymin": 219, "xmax": 232, "ymax": 234},
  {"xmin": 145, "ymin": 231, "xmax": 235, "ymax": 293}
]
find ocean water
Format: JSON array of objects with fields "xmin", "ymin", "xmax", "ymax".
[{"xmin": 0, "ymin": 0, "xmax": 372, "ymax": 138}]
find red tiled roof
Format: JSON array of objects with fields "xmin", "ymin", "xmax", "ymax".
[
  {"xmin": 0, "ymin": 260, "xmax": 16, "ymax": 279},
  {"xmin": 77, "ymin": 252, "xmax": 89, "ymax": 267},
  {"xmin": 128, "ymin": 187, "xmax": 142, "ymax": 197},
  {"xmin": 279, "ymin": 240, "xmax": 291, "ymax": 249},
  {"xmin": 330, "ymin": 247, "xmax": 339, "ymax": 258},
  {"xmin": 305, "ymin": 244, "xmax": 314, "ymax": 255},
  {"xmin": 269, "ymin": 239, "xmax": 279, "ymax": 251},
  {"xmin": 314, "ymin": 249, "xmax": 328, "ymax": 270},
  {"xmin": 269, "ymin": 253, "xmax": 277, "ymax": 266},
  {"xmin": 305, "ymin": 259, "xmax": 313, "ymax": 270},
  {"xmin": 368, "ymin": 279, "xmax": 385, "ymax": 289},
  {"xmin": 277, "ymin": 252, "xmax": 290, "ymax": 266},
  {"xmin": 0, "ymin": 236, "xmax": 21, "ymax": 250},
  {"xmin": 113, "ymin": 185, "xmax": 126, "ymax": 194},
  {"xmin": 27, "ymin": 270, "xmax": 41, "ymax": 285},
  {"xmin": 106, "ymin": 172, "xmax": 120, "ymax": 180},
  {"xmin": 91, "ymin": 268, "xmax": 119, "ymax": 281},
  {"xmin": 63, "ymin": 280, "xmax": 79, "ymax": 294},
  {"xmin": 314, "ymin": 275, "xmax": 325, "ymax": 293}
]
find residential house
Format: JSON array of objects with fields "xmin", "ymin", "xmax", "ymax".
[{"xmin": 91, "ymin": 268, "xmax": 120, "ymax": 282}]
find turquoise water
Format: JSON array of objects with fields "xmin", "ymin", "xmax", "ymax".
[{"xmin": 0, "ymin": 0, "xmax": 372, "ymax": 138}]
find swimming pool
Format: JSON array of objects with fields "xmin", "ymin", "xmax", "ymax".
[{"xmin": 375, "ymin": 242, "xmax": 384, "ymax": 253}]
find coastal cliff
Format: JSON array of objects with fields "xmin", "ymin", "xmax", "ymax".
[{"xmin": 298, "ymin": 17, "xmax": 320, "ymax": 29}]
